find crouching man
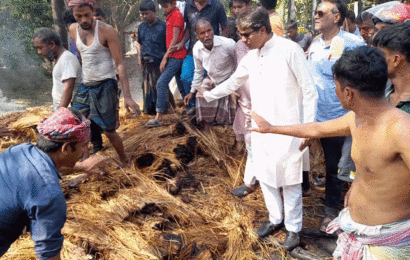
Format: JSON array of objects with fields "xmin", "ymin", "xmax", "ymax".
[
  {"xmin": 251, "ymin": 46, "xmax": 410, "ymax": 259},
  {"xmin": 0, "ymin": 108, "xmax": 105, "ymax": 260}
]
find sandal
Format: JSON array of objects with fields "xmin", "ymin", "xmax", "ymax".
[
  {"xmin": 313, "ymin": 176, "xmax": 326, "ymax": 191},
  {"xmin": 320, "ymin": 213, "xmax": 337, "ymax": 233},
  {"xmin": 145, "ymin": 119, "xmax": 164, "ymax": 128},
  {"xmin": 231, "ymin": 184, "xmax": 254, "ymax": 198}
]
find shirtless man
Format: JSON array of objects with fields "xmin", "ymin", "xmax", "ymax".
[
  {"xmin": 67, "ymin": 0, "xmax": 141, "ymax": 164},
  {"xmin": 250, "ymin": 46, "xmax": 410, "ymax": 258}
]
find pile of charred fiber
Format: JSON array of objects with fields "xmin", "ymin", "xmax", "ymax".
[{"xmin": 2, "ymin": 102, "xmax": 329, "ymax": 260}]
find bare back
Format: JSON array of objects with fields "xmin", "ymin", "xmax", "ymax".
[{"xmin": 348, "ymin": 107, "xmax": 410, "ymax": 226}]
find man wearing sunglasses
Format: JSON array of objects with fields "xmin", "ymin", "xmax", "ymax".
[
  {"xmin": 198, "ymin": 7, "xmax": 318, "ymax": 251},
  {"xmin": 308, "ymin": 0, "xmax": 364, "ymax": 233}
]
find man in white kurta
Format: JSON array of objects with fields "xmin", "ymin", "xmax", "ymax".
[
  {"xmin": 199, "ymin": 7, "xmax": 318, "ymax": 250},
  {"xmin": 183, "ymin": 19, "xmax": 236, "ymax": 125}
]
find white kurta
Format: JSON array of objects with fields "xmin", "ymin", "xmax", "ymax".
[{"xmin": 204, "ymin": 35, "xmax": 318, "ymax": 188}]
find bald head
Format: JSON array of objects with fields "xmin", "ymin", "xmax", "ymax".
[{"xmin": 195, "ymin": 18, "xmax": 211, "ymax": 33}]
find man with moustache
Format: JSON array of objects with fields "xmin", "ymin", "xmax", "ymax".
[
  {"xmin": 67, "ymin": 0, "xmax": 141, "ymax": 165},
  {"xmin": 184, "ymin": 19, "xmax": 236, "ymax": 128},
  {"xmin": 199, "ymin": 8, "xmax": 317, "ymax": 250},
  {"xmin": 308, "ymin": 0, "xmax": 363, "ymax": 232},
  {"xmin": 33, "ymin": 28, "xmax": 82, "ymax": 111}
]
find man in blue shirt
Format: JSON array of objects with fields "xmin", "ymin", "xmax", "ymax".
[
  {"xmin": 0, "ymin": 108, "xmax": 104, "ymax": 260},
  {"xmin": 308, "ymin": 0, "xmax": 364, "ymax": 232},
  {"xmin": 136, "ymin": 0, "xmax": 168, "ymax": 115}
]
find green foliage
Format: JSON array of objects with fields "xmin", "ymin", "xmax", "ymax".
[{"xmin": 0, "ymin": 0, "xmax": 53, "ymax": 63}]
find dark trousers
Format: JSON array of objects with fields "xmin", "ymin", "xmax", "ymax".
[
  {"xmin": 320, "ymin": 137, "xmax": 345, "ymax": 211},
  {"xmin": 302, "ymin": 171, "xmax": 311, "ymax": 191},
  {"xmin": 91, "ymin": 120, "xmax": 103, "ymax": 153}
]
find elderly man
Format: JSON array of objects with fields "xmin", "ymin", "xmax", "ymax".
[
  {"xmin": 33, "ymin": 28, "xmax": 82, "ymax": 111},
  {"xmin": 0, "ymin": 108, "xmax": 105, "ymax": 260},
  {"xmin": 67, "ymin": 0, "xmax": 141, "ymax": 164},
  {"xmin": 355, "ymin": 10, "xmax": 375, "ymax": 45},
  {"xmin": 200, "ymin": 7, "xmax": 318, "ymax": 250},
  {"xmin": 184, "ymin": 19, "xmax": 236, "ymax": 127},
  {"xmin": 170, "ymin": 0, "xmax": 229, "ymax": 114},
  {"xmin": 308, "ymin": 0, "xmax": 364, "ymax": 232}
]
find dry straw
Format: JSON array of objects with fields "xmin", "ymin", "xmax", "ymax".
[{"xmin": 1, "ymin": 104, "xmax": 327, "ymax": 259}]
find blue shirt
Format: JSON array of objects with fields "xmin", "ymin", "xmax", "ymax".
[
  {"xmin": 308, "ymin": 30, "xmax": 364, "ymax": 122},
  {"xmin": 137, "ymin": 19, "xmax": 167, "ymax": 66},
  {"xmin": 0, "ymin": 144, "xmax": 66, "ymax": 259},
  {"xmin": 69, "ymin": 37, "xmax": 81, "ymax": 61},
  {"xmin": 184, "ymin": 0, "xmax": 228, "ymax": 55}
]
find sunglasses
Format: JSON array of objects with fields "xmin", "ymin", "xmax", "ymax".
[
  {"xmin": 315, "ymin": 9, "xmax": 339, "ymax": 18},
  {"xmin": 315, "ymin": 10, "xmax": 326, "ymax": 18},
  {"xmin": 239, "ymin": 29, "xmax": 258, "ymax": 38}
]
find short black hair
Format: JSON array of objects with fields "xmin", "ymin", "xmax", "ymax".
[
  {"xmin": 71, "ymin": 3, "xmax": 94, "ymax": 11},
  {"xmin": 62, "ymin": 9, "xmax": 76, "ymax": 26},
  {"xmin": 332, "ymin": 46, "xmax": 388, "ymax": 99},
  {"xmin": 94, "ymin": 8, "xmax": 106, "ymax": 18},
  {"xmin": 286, "ymin": 20, "xmax": 298, "ymax": 30},
  {"xmin": 140, "ymin": 0, "xmax": 156, "ymax": 12},
  {"xmin": 260, "ymin": 0, "xmax": 277, "ymax": 11},
  {"xmin": 373, "ymin": 23, "xmax": 410, "ymax": 63},
  {"xmin": 345, "ymin": 10, "xmax": 356, "ymax": 23},
  {"xmin": 158, "ymin": 0, "xmax": 174, "ymax": 6},
  {"xmin": 324, "ymin": 0, "xmax": 347, "ymax": 27},
  {"xmin": 32, "ymin": 28, "xmax": 62, "ymax": 47},
  {"xmin": 233, "ymin": 0, "xmax": 252, "ymax": 5}
]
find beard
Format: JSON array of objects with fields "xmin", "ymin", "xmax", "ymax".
[
  {"xmin": 80, "ymin": 22, "xmax": 92, "ymax": 30},
  {"xmin": 45, "ymin": 50, "xmax": 57, "ymax": 62}
]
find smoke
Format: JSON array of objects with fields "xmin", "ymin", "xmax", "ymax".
[{"xmin": 0, "ymin": 8, "xmax": 52, "ymax": 115}]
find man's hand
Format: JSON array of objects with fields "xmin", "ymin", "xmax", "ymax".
[
  {"xmin": 124, "ymin": 97, "xmax": 141, "ymax": 117},
  {"xmin": 299, "ymin": 138, "xmax": 315, "ymax": 151},
  {"xmin": 184, "ymin": 93, "xmax": 195, "ymax": 106},
  {"xmin": 75, "ymin": 155, "xmax": 109, "ymax": 175},
  {"xmin": 197, "ymin": 85, "xmax": 205, "ymax": 97},
  {"xmin": 249, "ymin": 112, "xmax": 273, "ymax": 133},
  {"xmin": 160, "ymin": 58, "xmax": 167, "ymax": 73},
  {"xmin": 168, "ymin": 42, "xmax": 184, "ymax": 53}
]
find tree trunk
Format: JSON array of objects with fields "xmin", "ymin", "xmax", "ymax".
[
  {"xmin": 358, "ymin": 0, "xmax": 363, "ymax": 13},
  {"xmin": 51, "ymin": 0, "xmax": 68, "ymax": 49},
  {"xmin": 311, "ymin": 0, "xmax": 317, "ymax": 34},
  {"xmin": 287, "ymin": 0, "xmax": 296, "ymax": 23}
]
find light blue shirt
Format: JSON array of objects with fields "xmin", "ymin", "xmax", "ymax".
[
  {"xmin": 308, "ymin": 30, "xmax": 364, "ymax": 122},
  {"xmin": 0, "ymin": 144, "xmax": 66, "ymax": 259}
]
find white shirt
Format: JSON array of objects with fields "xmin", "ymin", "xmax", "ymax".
[
  {"xmin": 52, "ymin": 50, "xmax": 82, "ymax": 111},
  {"xmin": 191, "ymin": 35, "xmax": 236, "ymax": 93},
  {"xmin": 204, "ymin": 35, "xmax": 318, "ymax": 187}
]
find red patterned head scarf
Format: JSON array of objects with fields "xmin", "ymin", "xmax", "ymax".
[
  {"xmin": 67, "ymin": 0, "xmax": 97, "ymax": 8},
  {"xmin": 37, "ymin": 107, "xmax": 91, "ymax": 143}
]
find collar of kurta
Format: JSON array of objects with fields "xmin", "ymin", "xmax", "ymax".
[
  {"xmin": 197, "ymin": 35, "xmax": 222, "ymax": 51},
  {"xmin": 258, "ymin": 34, "xmax": 277, "ymax": 55}
]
